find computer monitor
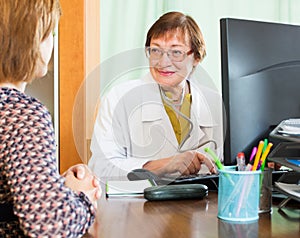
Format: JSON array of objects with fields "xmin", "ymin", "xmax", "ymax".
[{"xmin": 220, "ymin": 18, "xmax": 300, "ymax": 165}]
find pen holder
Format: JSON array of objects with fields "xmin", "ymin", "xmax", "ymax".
[
  {"xmin": 218, "ymin": 219, "xmax": 258, "ymax": 237},
  {"xmin": 259, "ymin": 168, "xmax": 273, "ymax": 213},
  {"xmin": 218, "ymin": 166, "xmax": 261, "ymax": 222}
]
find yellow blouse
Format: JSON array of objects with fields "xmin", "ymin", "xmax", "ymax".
[{"xmin": 163, "ymin": 93, "xmax": 192, "ymax": 144}]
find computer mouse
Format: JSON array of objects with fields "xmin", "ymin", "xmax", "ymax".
[{"xmin": 127, "ymin": 169, "xmax": 161, "ymax": 183}]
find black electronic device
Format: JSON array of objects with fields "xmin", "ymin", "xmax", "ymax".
[
  {"xmin": 220, "ymin": 18, "xmax": 300, "ymax": 165},
  {"xmin": 127, "ymin": 169, "xmax": 162, "ymax": 184},
  {"xmin": 127, "ymin": 169, "xmax": 219, "ymax": 190},
  {"xmin": 163, "ymin": 173, "xmax": 219, "ymax": 190},
  {"xmin": 144, "ymin": 184, "xmax": 208, "ymax": 201}
]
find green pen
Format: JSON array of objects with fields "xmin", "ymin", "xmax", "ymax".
[
  {"xmin": 262, "ymin": 138, "xmax": 268, "ymax": 153},
  {"xmin": 204, "ymin": 147, "xmax": 224, "ymax": 170},
  {"xmin": 205, "ymin": 147, "xmax": 235, "ymax": 186}
]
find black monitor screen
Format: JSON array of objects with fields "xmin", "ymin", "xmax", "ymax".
[{"xmin": 220, "ymin": 18, "xmax": 300, "ymax": 165}]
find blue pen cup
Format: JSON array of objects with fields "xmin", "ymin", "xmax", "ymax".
[{"xmin": 218, "ymin": 166, "xmax": 261, "ymax": 222}]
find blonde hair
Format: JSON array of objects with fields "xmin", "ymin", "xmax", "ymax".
[{"xmin": 0, "ymin": 0, "xmax": 61, "ymax": 83}]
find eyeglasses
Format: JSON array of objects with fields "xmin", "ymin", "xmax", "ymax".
[{"xmin": 145, "ymin": 47, "xmax": 193, "ymax": 62}]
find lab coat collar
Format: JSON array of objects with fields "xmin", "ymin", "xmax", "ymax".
[
  {"xmin": 189, "ymin": 80, "xmax": 216, "ymax": 127},
  {"xmin": 139, "ymin": 73, "xmax": 216, "ymax": 127},
  {"xmin": 138, "ymin": 73, "xmax": 216, "ymax": 151},
  {"xmin": 140, "ymin": 74, "xmax": 164, "ymax": 122}
]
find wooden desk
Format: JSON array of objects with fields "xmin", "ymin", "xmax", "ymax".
[{"xmin": 89, "ymin": 191, "xmax": 299, "ymax": 238}]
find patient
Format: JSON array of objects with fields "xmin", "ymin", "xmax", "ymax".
[{"xmin": 0, "ymin": 1, "xmax": 100, "ymax": 237}]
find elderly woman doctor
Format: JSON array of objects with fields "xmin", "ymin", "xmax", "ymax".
[{"xmin": 89, "ymin": 11, "xmax": 223, "ymax": 178}]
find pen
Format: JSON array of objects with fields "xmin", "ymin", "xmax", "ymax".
[
  {"xmin": 236, "ymin": 152, "xmax": 246, "ymax": 171},
  {"xmin": 252, "ymin": 140, "xmax": 264, "ymax": 171},
  {"xmin": 262, "ymin": 138, "xmax": 268, "ymax": 153},
  {"xmin": 245, "ymin": 163, "xmax": 252, "ymax": 171},
  {"xmin": 204, "ymin": 147, "xmax": 235, "ymax": 186},
  {"xmin": 260, "ymin": 143, "xmax": 273, "ymax": 171},
  {"xmin": 204, "ymin": 147, "xmax": 223, "ymax": 170},
  {"xmin": 256, "ymin": 161, "xmax": 262, "ymax": 170},
  {"xmin": 249, "ymin": 147, "xmax": 257, "ymax": 163}
]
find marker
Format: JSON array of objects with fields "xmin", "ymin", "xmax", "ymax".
[
  {"xmin": 260, "ymin": 143, "xmax": 273, "ymax": 171},
  {"xmin": 249, "ymin": 147, "xmax": 257, "ymax": 163},
  {"xmin": 204, "ymin": 147, "xmax": 234, "ymax": 186},
  {"xmin": 256, "ymin": 161, "xmax": 262, "ymax": 170},
  {"xmin": 252, "ymin": 141, "xmax": 264, "ymax": 171},
  {"xmin": 204, "ymin": 147, "xmax": 223, "ymax": 170},
  {"xmin": 262, "ymin": 138, "xmax": 268, "ymax": 153}
]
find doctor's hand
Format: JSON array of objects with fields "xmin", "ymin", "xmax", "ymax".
[
  {"xmin": 63, "ymin": 164, "xmax": 102, "ymax": 208},
  {"xmin": 143, "ymin": 151, "xmax": 217, "ymax": 176}
]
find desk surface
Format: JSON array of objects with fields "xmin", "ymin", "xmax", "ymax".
[{"xmin": 90, "ymin": 190, "xmax": 299, "ymax": 238}]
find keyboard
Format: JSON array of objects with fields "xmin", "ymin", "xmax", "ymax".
[{"xmin": 161, "ymin": 173, "xmax": 219, "ymax": 190}]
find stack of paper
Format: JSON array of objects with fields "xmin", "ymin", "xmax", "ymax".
[
  {"xmin": 106, "ymin": 179, "xmax": 153, "ymax": 198},
  {"xmin": 278, "ymin": 120, "xmax": 300, "ymax": 136},
  {"xmin": 275, "ymin": 182, "xmax": 300, "ymax": 200}
]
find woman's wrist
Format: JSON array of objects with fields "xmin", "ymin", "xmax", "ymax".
[{"xmin": 142, "ymin": 158, "xmax": 171, "ymax": 175}]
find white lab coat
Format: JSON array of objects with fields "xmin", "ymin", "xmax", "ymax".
[{"xmin": 89, "ymin": 73, "xmax": 223, "ymax": 178}]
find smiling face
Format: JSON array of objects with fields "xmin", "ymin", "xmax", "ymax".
[{"xmin": 148, "ymin": 29, "xmax": 200, "ymax": 90}]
